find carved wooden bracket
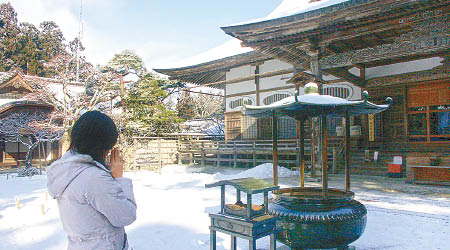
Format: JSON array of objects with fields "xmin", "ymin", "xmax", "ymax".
[
  {"xmin": 287, "ymin": 71, "xmax": 327, "ymax": 87},
  {"xmin": 0, "ymin": 74, "xmax": 33, "ymax": 92}
]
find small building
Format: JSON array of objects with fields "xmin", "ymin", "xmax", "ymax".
[{"xmin": 0, "ymin": 72, "xmax": 83, "ymax": 168}]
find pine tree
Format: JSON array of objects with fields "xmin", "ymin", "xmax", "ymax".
[
  {"xmin": 16, "ymin": 22, "xmax": 42, "ymax": 75},
  {"xmin": 124, "ymin": 73, "xmax": 182, "ymax": 136},
  {"xmin": 0, "ymin": 3, "xmax": 20, "ymax": 71},
  {"xmin": 176, "ymin": 91, "xmax": 195, "ymax": 120}
]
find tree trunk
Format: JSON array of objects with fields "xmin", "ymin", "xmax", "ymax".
[
  {"xmin": 61, "ymin": 131, "xmax": 71, "ymax": 154},
  {"xmin": 25, "ymin": 140, "xmax": 39, "ymax": 169}
]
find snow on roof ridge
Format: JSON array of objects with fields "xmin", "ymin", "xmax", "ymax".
[
  {"xmin": 23, "ymin": 74, "xmax": 84, "ymax": 86},
  {"xmin": 155, "ymin": 39, "xmax": 253, "ymax": 69},
  {"xmin": 156, "ymin": 1, "xmax": 349, "ymax": 70},
  {"xmin": 228, "ymin": 0, "xmax": 349, "ymax": 27}
]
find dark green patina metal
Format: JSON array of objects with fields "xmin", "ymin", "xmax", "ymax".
[{"xmin": 270, "ymin": 187, "xmax": 367, "ymax": 250}]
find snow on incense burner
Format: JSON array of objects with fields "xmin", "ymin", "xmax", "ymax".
[{"xmin": 205, "ymin": 177, "xmax": 279, "ymax": 250}]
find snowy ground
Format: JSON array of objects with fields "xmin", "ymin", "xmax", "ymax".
[{"xmin": 0, "ymin": 164, "xmax": 449, "ymax": 250}]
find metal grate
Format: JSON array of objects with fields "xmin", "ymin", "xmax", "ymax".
[
  {"xmin": 241, "ymin": 115, "xmax": 296, "ymax": 140},
  {"xmin": 323, "ymin": 87, "xmax": 349, "ymax": 99}
]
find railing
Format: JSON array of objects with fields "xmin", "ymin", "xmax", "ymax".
[
  {"xmin": 129, "ymin": 136, "xmax": 344, "ymax": 170},
  {"xmin": 177, "ymin": 138, "xmax": 344, "ymax": 168}
]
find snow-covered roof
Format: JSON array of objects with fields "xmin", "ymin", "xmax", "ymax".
[
  {"xmin": 156, "ymin": 0, "xmax": 347, "ymax": 70},
  {"xmin": 181, "ymin": 118, "xmax": 224, "ymax": 136},
  {"xmin": 154, "ymin": 0, "xmax": 359, "ymax": 86},
  {"xmin": 156, "ymin": 39, "xmax": 253, "ymax": 69},
  {"xmin": 231, "ymin": 0, "xmax": 349, "ymax": 26},
  {"xmin": 0, "ymin": 101, "xmax": 53, "ymax": 116},
  {"xmin": 243, "ymin": 93, "xmax": 391, "ymax": 118}
]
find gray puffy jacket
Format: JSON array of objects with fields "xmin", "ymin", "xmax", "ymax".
[{"xmin": 47, "ymin": 151, "xmax": 137, "ymax": 250}]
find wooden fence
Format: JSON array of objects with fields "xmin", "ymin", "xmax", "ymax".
[{"xmin": 131, "ymin": 136, "xmax": 344, "ymax": 171}]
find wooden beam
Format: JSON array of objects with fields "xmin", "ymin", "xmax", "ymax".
[
  {"xmin": 184, "ymin": 68, "xmax": 294, "ymax": 90},
  {"xmin": 180, "ymin": 89, "xmax": 224, "ymax": 97},
  {"xmin": 321, "ymin": 26, "xmax": 450, "ymax": 69},
  {"xmin": 226, "ymin": 85, "xmax": 295, "ymax": 98},
  {"xmin": 324, "ymin": 67, "xmax": 366, "ymax": 88},
  {"xmin": 233, "ymin": 1, "xmax": 448, "ymax": 48},
  {"xmin": 255, "ymin": 65, "xmax": 260, "ymax": 106}
]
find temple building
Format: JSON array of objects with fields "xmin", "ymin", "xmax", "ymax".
[{"xmin": 155, "ymin": 0, "xmax": 449, "ymax": 181}]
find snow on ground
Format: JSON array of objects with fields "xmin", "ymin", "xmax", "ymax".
[
  {"xmin": 0, "ymin": 164, "xmax": 449, "ymax": 250},
  {"xmin": 217, "ymin": 163, "xmax": 298, "ymax": 180}
]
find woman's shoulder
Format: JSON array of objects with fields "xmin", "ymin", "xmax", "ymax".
[{"xmin": 80, "ymin": 164, "xmax": 113, "ymax": 181}]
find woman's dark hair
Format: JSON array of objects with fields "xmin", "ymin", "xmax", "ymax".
[{"xmin": 69, "ymin": 111, "xmax": 118, "ymax": 164}]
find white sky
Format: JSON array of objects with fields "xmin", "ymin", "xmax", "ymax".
[
  {"xmin": 3, "ymin": 0, "xmax": 280, "ymax": 69},
  {"xmin": 4, "ymin": 0, "xmax": 353, "ymax": 70}
]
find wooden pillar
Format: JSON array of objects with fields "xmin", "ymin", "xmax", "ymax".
[
  {"xmin": 177, "ymin": 136, "xmax": 182, "ymax": 165},
  {"xmin": 345, "ymin": 111, "xmax": 351, "ymax": 192},
  {"xmin": 322, "ymin": 117, "xmax": 328, "ymax": 200},
  {"xmin": 332, "ymin": 147, "xmax": 337, "ymax": 174},
  {"xmin": 310, "ymin": 118, "xmax": 316, "ymax": 178},
  {"xmin": 210, "ymin": 228, "xmax": 217, "ymax": 250},
  {"xmin": 299, "ymin": 119, "xmax": 305, "ymax": 187},
  {"xmin": 158, "ymin": 138, "xmax": 162, "ymax": 166},
  {"xmin": 255, "ymin": 65, "xmax": 261, "ymax": 106},
  {"xmin": 270, "ymin": 233, "xmax": 276, "ymax": 250},
  {"xmin": 38, "ymin": 141, "xmax": 42, "ymax": 175},
  {"xmin": 42, "ymin": 142, "xmax": 47, "ymax": 167},
  {"xmin": 309, "ymin": 46, "xmax": 322, "ymax": 80},
  {"xmin": 309, "ymin": 41, "xmax": 322, "ymax": 178},
  {"xmin": 189, "ymin": 138, "xmax": 193, "ymax": 165},
  {"xmin": 220, "ymin": 186, "xmax": 225, "ymax": 213},
  {"xmin": 252, "ymin": 141, "xmax": 256, "ymax": 167},
  {"xmin": 403, "ymin": 86, "xmax": 408, "ymax": 143},
  {"xmin": 249, "ymin": 239, "xmax": 256, "ymax": 250},
  {"xmin": 233, "ymin": 142, "xmax": 237, "ymax": 168},
  {"xmin": 231, "ymin": 236, "xmax": 236, "ymax": 250},
  {"xmin": 201, "ymin": 141, "xmax": 205, "ymax": 167},
  {"xmin": 246, "ymin": 193, "xmax": 252, "ymax": 218},
  {"xmin": 17, "ymin": 142, "xmax": 19, "ymax": 167},
  {"xmin": 264, "ymin": 192, "xmax": 269, "ymax": 214},
  {"xmin": 216, "ymin": 151, "xmax": 220, "ymax": 167},
  {"xmin": 272, "ymin": 111, "xmax": 278, "ymax": 186}
]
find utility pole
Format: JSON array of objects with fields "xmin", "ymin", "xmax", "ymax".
[{"xmin": 75, "ymin": 0, "xmax": 83, "ymax": 82}]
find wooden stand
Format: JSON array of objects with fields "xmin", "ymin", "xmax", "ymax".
[
  {"xmin": 205, "ymin": 178, "xmax": 279, "ymax": 250},
  {"xmin": 209, "ymin": 214, "xmax": 277, "ymax": 250}
]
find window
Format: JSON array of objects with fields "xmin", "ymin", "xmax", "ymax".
[
  {"xmin": 263, "ymin": 93, "xmax": 291, "ymax": 105},
  {"xmin": 229, "ymin": 98, "xmax": 253, "ymax": 109},
  {"xmin": 407, "ymin": 82, "xmax": 450, "ymax": 142},
  {"xmin": 242, "ymin": 115, "xmax": 258, "ymax": 139},
  {"xmin": 240, "ymin": 115, "xmax": 297, "ymax": 140},
  {"xmin": 278, "ymin": 117, "xmax": 296, "ymax": 139}
]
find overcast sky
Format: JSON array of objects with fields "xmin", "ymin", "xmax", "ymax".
[{"xmin": 4, "ymin": 0, "xmax": 281, "ymax": 69}]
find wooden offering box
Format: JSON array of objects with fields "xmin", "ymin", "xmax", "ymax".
[{"xmin": 205, "ymin": 178, "xmax": 279, "ymax": 250}]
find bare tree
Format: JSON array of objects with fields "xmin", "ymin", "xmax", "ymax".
[
  {"xmin": 25, "ymin": 54, "xmax": 120, "ymax": 129},
  {"xmin": 0, "ymin": 110, "xmax": 63, "ymax": 174}
]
